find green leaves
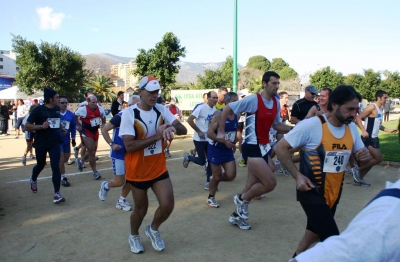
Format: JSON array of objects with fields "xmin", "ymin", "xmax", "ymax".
[
  {"xmin": 310, "ymin": 66, "xmax": 345, "ymax": 91},
  {"xmin": 11, "ymin": 34, "xmax": 88, "ymax": 99},
  {"xmin": 246, "ymin": 56, "xmax": 271, "ymax": 71},
  {"xmin": 86, "ymin": 74, "xmax": 116, "ymax": 102}
]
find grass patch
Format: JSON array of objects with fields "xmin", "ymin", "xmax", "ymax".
[{"xmin": 375, "ymin": 120, "xmax": 399, "ymax": 162}]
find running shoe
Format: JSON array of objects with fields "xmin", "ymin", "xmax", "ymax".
[
  {"xmin": 30, "ymin": 177, "xmax": 38, "ymax": 193},
  {"xmin": 129, "ymin": 235, "xmax": 144, "ymax": 254},
  {"xmin": 116, "ymin": 199, "xmax": 132, "ymax": 211},
  {"xmin": 93, "ymin": 171, "xmax": 101, "ymax": 180},
  {"xmin": 76, "ymin": 158, "xmax": 83, "ymax": 172},
  {"xmin": 281, "ymin": 166, "xmax": 290, "ymax": 177},
  {"xmin": 207, "ymin": 197, "xmax": 220, "ymax": 208},
  {"xmin": 351, "ymin": 166, "xmax": 361, "ymax": 183},
  {"xmin": 165, "ymin": 149, "xmax": 171, "ymax": 158},
  {"xmin": 238, "ymin": 158, "xmax": 247, "ymax": 167},
  {"xmin": 229, "ymin": 213, "xmax": 251, "ymax": 230},
  {"xmin": 22, "ymin": 155, "xmax": 26, "ymax": 166},
  {"xmin": 233, "ymin": 194, "xmax": 249, "ymax": 220},
  {"xmin": 98, "ymin": 181, "xmax": 109, "ymax": 201},
  {"xmin": 61, "ymin": 177, "xmax": 70, "ymax": 187},
  {"xmin": 74, "ymin": 147, "xmax": 79, "ymax": 158},
  {"xmin": 67, "ymin": 158, "xmax": 75, "ymax": 165},
  {"xmin": 53, "ymin": 192, "xmax": 65, "ymax": 203},
  {"xmin": 275, "ymin": 159, "xmax": 283, "ymax": 173},
  {"xmin": 15, "ymin": 135, "xmax": 19, "ymax": 139},
  {"xmin": 29, "ymin": 153, "xmax": 35, "ymax": 159},
  {"xmin": 204, "ymin": 182, "xmax": 210, "ymax": 190},
  {"xmin": 358, "ymin": 178, "xmax": 371, "ymax": 187},
  {"xmin": 145, "ymin": 225, "xmax": 165, "ymax": 251},
  {"xmin": 190, "ymin": 149, "xmax": 196, "ymax": 157},
  {"xmin": 182, "ymin": 152, "xmax": 189, "ymax": 168}
]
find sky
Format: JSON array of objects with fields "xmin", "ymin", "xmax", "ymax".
[{"xmin": 1, "ymin": 0, "xmax": 400, "ymax": 79}]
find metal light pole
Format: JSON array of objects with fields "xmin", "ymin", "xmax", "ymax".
[{"xmin": 233, "ymin": 0, "xmax": 238, "ymax": 92}]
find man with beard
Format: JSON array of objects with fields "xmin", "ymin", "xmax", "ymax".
[{"xmin": 274, "ymin": 85, "xmax": 370, "ymax": 258}]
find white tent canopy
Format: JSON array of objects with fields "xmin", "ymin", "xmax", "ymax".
[{"xmin": 0, "ymin": 86, "xmax": 43, "ymax": 100}]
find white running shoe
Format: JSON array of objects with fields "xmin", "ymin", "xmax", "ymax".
[
  {"xmin": 234, "ymin": 194, "xmax": 249, "ymax": 220},
  {"xmin": 116, "ymin": 199, "xmax": 132, "ymax": 211},
  {"xmin": 275, "ymin": 160, "xmax": 283, "ymax": 173},
  {"xmin": 229, "ymin": 213, "xmax": 251, "ymax": 230},
  {"xmin": 207, "ymin": 197, "xmax": 220, "ymax": 208},
  {"xmin": 129, "ymin": 235, "xmax": 144, "ymax": 254},
  {"xmin": 98, "ymin": 181, "xmax": 109, "ymax": 201},
  {"xmin": 145, "ymin": 225, "xmax": 165, "ymax": 251}
]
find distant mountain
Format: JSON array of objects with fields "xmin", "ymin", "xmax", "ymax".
[{"xmin": 84, "ymin": 53, "xmax": 240, "ymax": 83}]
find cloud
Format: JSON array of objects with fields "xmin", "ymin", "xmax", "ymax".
[
  {"xmin": 36, "ymin": 7, "xmax": 66, "ymax": 30},
  {"xmin": 92, "ymin": 28, "xmax": 99, "ymax": 32}
]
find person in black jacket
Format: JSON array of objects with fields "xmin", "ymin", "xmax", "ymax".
[
  {"xmin": 0, "ymin": 99, "xmax": 9, "ymax": 135},
  {"xmin": 111, "ymin": 91, "xmax": 124, "ymax": 116}
]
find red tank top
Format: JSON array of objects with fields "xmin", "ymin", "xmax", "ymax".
[{"xmin": 256, "ymin": 93, "xmax": 278, "ymax": 144}]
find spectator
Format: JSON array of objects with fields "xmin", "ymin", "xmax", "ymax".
[
  {"xmin": 290, "ymin": 85, "xmax": 318, "ymax": 124},
  {"xmin": 111, "ymin": 91, "xmax": 125, "ymax": 116},
  {"xmin": 383, "ymin": 98, "xmax": 392, "ymax": 122},
  {"xmin": 15, "ymin": 99, "xmax": 28, "ymax": 138},
  {"xmin": 0, "ymin": 99, "xmax": 9, "ymax": 135}
]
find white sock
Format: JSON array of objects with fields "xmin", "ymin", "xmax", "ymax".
[
  {"xmin": 119, "ymin": 196, "xmax": 126, "ymax": 201},
  {"xmin": 61, "ymin": 174, "xmax": 66, "ymax": 179},
  {"xmin": 149, "ymin": 225, "xmax": 157, "ymax": 233}
]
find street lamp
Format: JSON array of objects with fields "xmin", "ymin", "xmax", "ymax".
[{"xmin": 233, "ymin": 0, "xmax": 238, "ymax": 93}]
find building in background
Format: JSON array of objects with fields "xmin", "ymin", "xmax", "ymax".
[
  {"xmin": 110, "ymin": 61, "xmax": 139, "ymax": 88},
  {"xmin": 0, "ymin": 50, "xmax": 18, "ymax": 77}
]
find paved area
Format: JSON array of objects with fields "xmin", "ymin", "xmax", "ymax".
[{"xmin": 0, "ymin": 133, "xmax": 399, "ymax": 261}]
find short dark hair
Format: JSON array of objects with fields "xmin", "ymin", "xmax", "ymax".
[
  {"xmin": 321, "ymin": 87, "xmax": 333, "ymax": 95},
  {"xmin": 375, "ymin": 90, "xmax": 387, "ymax": 100},
  {"xmin": 279, "ymin": 91, "xmax": 288, "ymax": 98},
  {"xmin": 262, "ymin": 71, "xmax": 280, "ymax": 83},
  {"xmin": 328, "ymin": 85, "xmax": 361, "ymax": 111},
  {"xmin": 117, "ymin": 91, "xmax": 124, "ymax": 96},
  {"xmin": 84, "ymin": 91, "xmax": 93, "ymax": 98},
  {"xmin": 224, "ymin": 92, "xmax": 238, "ymax": 103},
  {"xmin": 218, "ymin": 87, "xmax": 228, "ymax": 93},
  {"xmin": 59, "ymin": 96, "xmax": 67, "ymax": 100},
  {"xmin": 207, "ymin": 91, "xmax": 213, "ymax": 98}
]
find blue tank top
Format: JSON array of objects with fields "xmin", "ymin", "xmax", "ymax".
[{"xmin": 212, "ymin": 110, "xmax": 238, "ymax": 149}]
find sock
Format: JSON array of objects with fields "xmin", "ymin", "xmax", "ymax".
[
  {"xmin": 61, "ymin": 174, "xmax": 66, "ymax": 179},
  {"xmin": 119, "ymin": 196, "xmax": 126, "ymax": 202},
  {"xmin": 104, "ymin": 182, "xmax": 110, "ymax": 190},
  {"xmin": 232, "ymin": 212, "xmax": 239, "ymax": 217},
  {"xmin": 208, "ymin": 194, "xmax": 215, "ymax": 198},
  {"xmin": 149, "ymin": 225, "xmax": 157, "ymax": 233}
]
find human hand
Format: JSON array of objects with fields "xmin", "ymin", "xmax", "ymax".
[
  {"xmin": 296, "ymin": 174, "xmax": 315, "ymax": 192},
  {"xmin": 355, "ymin": 147, "xmax": 370, "ymax": 162}
]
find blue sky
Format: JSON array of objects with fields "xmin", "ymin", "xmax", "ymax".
[{"xmin": 2, "ymin": 0, "xmax": 399, "ymax": 78}]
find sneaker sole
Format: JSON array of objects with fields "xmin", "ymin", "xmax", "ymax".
[
  {"xmin": 145, "ymin": 227, "xmax": 164, "ymax": 252},
  {"xmin": 61, "ymin": 182, "xmax": 70, "ymax": 187},
  {"xmin": 116, "ymin": 204, "xmax": 132, "ymax": 211},
  {"xmin": 53, "ymin": 198, "xmax": 65, "ymax": 204},
  {"xmin": 206, "ymin": 200, "xmax": 220, "ymax": 208}
]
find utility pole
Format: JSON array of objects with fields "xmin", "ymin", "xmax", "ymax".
[{"xmin": 233, "ymin": 0, "xmax": 238, "ymax": 92}]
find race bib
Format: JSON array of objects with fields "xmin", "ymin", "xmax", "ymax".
[
  {"xmin": 269, "ymin": 132, "xmax": 277, "ymax": 144},
  {"xmin": 144, "ymin": 140, "xmax": 162, "ymax": 156},
  {"xmin": 225, "ymin": 131, "xmax": 236, "ymax": 142},
  {"xmin": 323, "ymin": 150, "xmax": 351, "ymax": 173},
  {"xmin": 61, "ymin": 120, "xmax": 70, "ymax": 130},
  {"xmin": 259, "ymin": 143, "xmax": 271, "ymax": 157},
  {"xmin": 90, "ymin": 117, "xmax": 100, "ymax": 127},
  {"xmin": 48, "ymin": 118, "xmax": 60, "ymax": 128}
]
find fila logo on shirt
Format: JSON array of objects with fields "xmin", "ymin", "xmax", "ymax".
[{"xmin": 332, "ymin": 144, "xmax": 347, "ymax": 150}]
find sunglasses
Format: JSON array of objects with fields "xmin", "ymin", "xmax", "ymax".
[
  {"xmin": 211, "ymin": 97, "xmax": 218, "ymax": 99},
  {"xmin": 60, "ymin": 102, "xmax": 68, "ymax": 104}
]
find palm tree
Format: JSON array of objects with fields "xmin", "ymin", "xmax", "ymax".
[{"xmin": 86, "ymin": 74, "xmax": 116, "ymax": 102}]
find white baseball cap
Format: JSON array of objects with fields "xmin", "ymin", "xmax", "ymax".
[{"xmin": 138, "ymin": 76, "xmax": 161, "ymax": 92}]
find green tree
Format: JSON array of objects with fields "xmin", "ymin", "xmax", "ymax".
[
  {"xmin": 246, "ymin": 55, "xmax": 271, "ymax": 71},
  {"xmin": 133, "ymin": 32, "xmax": 186, "ymax": 89},
  {"xmin": 309, "ymin": 66, "xmax": 345, "ymax": 90},
  {"xmin": 11, "ymin": 34, "xmax": 89, "ymax": 99},
  {"xmin": 358, "ymin": 69, "xmax": 381, "ymax": 101},
  {"xmin": 270, "ymin": 58, "xmax": 289, "ymax": 71},
  {"xmin": 345, "ymin": 73, "xmax": 364, "ymax": 91},
  {"xmin": 278, "ymin": 66, "xmax": 298, "ymax": 80},
  {"xmin": 86, "ymin": 74, "xmax": 116, "ymax": 102},
  {"xmin": 381, "ymin": 71, "xmax": 400, "ymax": 98},
  {"xmin": 196, "ymin": 56, "xmax": 237, "ymax": 89}
]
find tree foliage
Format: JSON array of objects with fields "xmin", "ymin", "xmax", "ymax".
[
  {"xmin": 278, "ymin": 66, "xmax": 298, "ymax": 80},
  {"xmin": 133, "ymin": 32, "xmax": 186, "ymax": 89},
  {"xmin": 196, "ymin": 56, "xmax": 237, "ymax": 89},
  {"xmin": 310, "ymin": 66, "xmax": 345, "ymax": 91},
  {"xmin": 238, "ymin": 68, "xmax": 264, "ymax": 90},
  {"xmin": 270, "ymin": 58, "xmax": 289, "ymax": 71},
  {"xmin": 246, "ymin": 55, "xmax": 271, "ymax": 71},
  {"xmin": 86, "ymin": 74, "xmax": 116, "ymax": 102},
  {"xmin": 11, "ymin": 34, "xmax": 89, "ymax": 99},
  {"xmin": 358, "ymin": 69, "xmax": 381, "ymax": 101},
  {"xmin": 381, "ymin": 71, "xmax": 400, "ymax": 99}
]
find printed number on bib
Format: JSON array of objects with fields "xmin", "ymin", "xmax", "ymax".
[
  {"xmin": 269, "ymin": 132, "xmax": 277, "ymax": 143},
  {"xmin": 259, "ymin": 143, "xmax": 271, "ymax": 157},
  {"xmin": 323, "ymin": 150, "xmax": 351, "ymax": 173},
  {"xmin": 225, "ymin": 131, "xmax": 236, "ymax": 142},
  {"xmin": 90, "ymin": 117, "xmax": 100, "ymax": 127},
  {"xmin": 48, "ymin": 118, "xmax": 60, "ymax": 128},
  {"xmin": 61, "ymin": 120, "xmax": 70, "ymax": 130},
  {"xmin": 144, "ymin": 140, "xmax": 162, "ymax": 156}
]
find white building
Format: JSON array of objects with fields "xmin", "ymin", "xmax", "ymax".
[
  {"xmin": 110, "ymin": 61, "xmax": 139, "ymax": 88},
  {"xmin": 0, "ymin": 50, "xmax": 18, "ymax": 76}
]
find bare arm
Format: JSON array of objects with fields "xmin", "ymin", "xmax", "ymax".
[
  {"xmin": 216, "ymin": 104, "xmax": 234, "ymax": 140},
  {"xmin": 101, "ymin": 122, "xmax": 122, "ymax": 151},
  {"xmin": 171, "ymin": 119, "xmax": 187, "ymax": 136},
  {"xmin": 187, "ymin": 115, "xmax": 204, "ymax": 139},
  {"xmin": 25, "ymin": 120, "xmax": 50, "ymax": 132},
  {"xmin": 355, "ymin": 104, "xmax": 375, "ymax": 137},
  {"xmin": 305, "ymin": 106, "xmax": 317, "ymax": 119},
  {"xmin": 290, "ymin": 116, "xmax": 300, "ymax": 124},
  {"xmin": 123, "ymin": 124, "xmax": 170, "ymax": 153}
]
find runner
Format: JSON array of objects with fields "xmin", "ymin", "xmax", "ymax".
[
  {"xmin": 25, "ymin": 88, "xmax": 67, "ymax": 203},
  {"xmin": 274, "ymin": 85, "xmax": 370, "ymax": 258},
  {"xmin": 217, "ymin": 71, "xmax": 292, "ymax": 221},
  {"xmin": 164, "ymin": 97, "xmax": 182, "ymax": 157},
  {"xmin": 98, "ymin": 95, "xmax": 140, "ymax": 211},
  {"xmin": 236, "ymin": 89, "xmax": 248, "ymax": 168},
  {"xmin": 75, "ymin": 95, "xmax": 106, "ymax": 179},
  {"xmin": 119, "ymin": 76, "xmax": 187, "ymax": 254},
  {"xmin": 305, "ymin": 88, "xmax": 332, "ymax": 118},
  {"xmin": 21, "ymin": 104, "xmax": 38, "ymax": 165},
  {"xmin": 183, "ymin": 91, "xmax": 217, "ymax": 190},
  {"xmin": 353, "ymin": 90, "xmax": 397, "ymax": 186},
  {"xmin": 59, "ymin": 96, "xmax": 76, "ymax": 187}
]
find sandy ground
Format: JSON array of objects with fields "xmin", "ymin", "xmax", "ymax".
[{"xmin": 0, "ymin": 134, "xmax": 399, "ymax": 262}]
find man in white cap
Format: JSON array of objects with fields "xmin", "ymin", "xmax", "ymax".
[{"xmin": 119, "ymin": 76, "xmax": 187, "ymax": 254}]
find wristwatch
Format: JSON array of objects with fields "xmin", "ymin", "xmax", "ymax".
[{"xmin": 109, "ymin": 142, "xmax": 113, "ymax": 146}]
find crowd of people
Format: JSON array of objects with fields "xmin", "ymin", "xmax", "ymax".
[{"xmin": 2, "ymin": 71, "xmax": 399, "ymax": 260}]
